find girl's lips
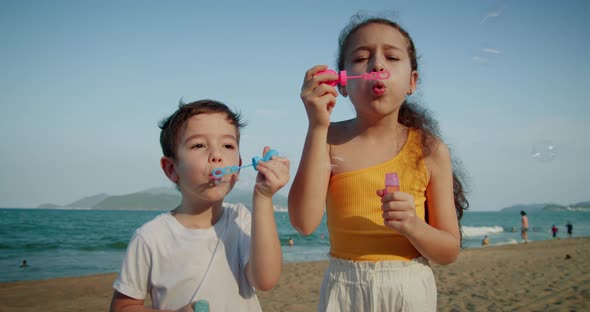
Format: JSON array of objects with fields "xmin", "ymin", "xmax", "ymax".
[{"xmin": 372, "ymin": 85, "xmax": 386, "ymax": 96}]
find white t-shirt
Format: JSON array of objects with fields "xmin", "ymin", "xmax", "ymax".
[{"xmin": 113, "ymin": 202, "xmax": 261, "ymax": 311}]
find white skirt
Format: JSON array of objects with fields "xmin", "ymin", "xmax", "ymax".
[{"xmin": 318, "ymin": 256, "xmax": 437, "ymax": 312}]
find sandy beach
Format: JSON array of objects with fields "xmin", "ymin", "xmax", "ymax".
[{"xmin": 1, "ymin": 237, "xmax": 588, "ymax": 311}]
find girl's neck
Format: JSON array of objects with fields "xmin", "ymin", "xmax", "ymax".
[{"xmin": 353, "ymin": 111, "xmax": 404, "ymax": 139}]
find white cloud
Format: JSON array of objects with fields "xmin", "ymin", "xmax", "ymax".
[
  {"xmin": 482, "ymin": 48, "xmax": 501, "ymax": 55},
  {"xmin": 480, "ymin": 6, "xmax": 505, "ymax": 25},
  {"xmin": 472, "ymin": 56, "xmax": 489, "ymax": 64}
]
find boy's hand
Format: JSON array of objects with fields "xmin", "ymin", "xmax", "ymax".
[
  {"xmin": 254, "ymin": 146, "xmax": 290, "ymax": 198},
  {"xmin": 175, "ymin": 302, "xmax": 196, "ymax": 312},
  {"xmin": 300, "ymin": 65, "xmax": 339, "ymax": 129},
  {"xmin": 377, "ymin": 189, "xmax": 419, "ymax": 236}
]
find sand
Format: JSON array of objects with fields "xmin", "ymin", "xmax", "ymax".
[{"xmin": 1, "ymin": 237, "xmax": 588, "ymax": 311}]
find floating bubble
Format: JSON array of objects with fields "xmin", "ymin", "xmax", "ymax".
[{"xmin": 531, "ymin": 140, "xmax": 557, "ymax": 161}]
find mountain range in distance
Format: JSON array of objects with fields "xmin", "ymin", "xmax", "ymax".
[
  {"xmin": 37, "ymin": 187, "xmax": 288, "ymax": 211},
  {"xmin": 34, "ymin": 188, "xmax": 590, "ymax": 212},
  {"xmin": 500, "ymin": 202, "xmax": 590, "ymax": 212}
]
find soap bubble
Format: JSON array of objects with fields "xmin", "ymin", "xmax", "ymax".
[{"xmin": 531, "ymin": 140, "xmax": 557, "ymax": 161}]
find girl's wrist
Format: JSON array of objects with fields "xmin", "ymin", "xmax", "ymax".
[
  {"xmin": 308, "ymin": 122, "xmax": 330, "ymax": 133},
  {"xmin": 404, "ymin": 216, "xmax": 426, "ymax": 239}
]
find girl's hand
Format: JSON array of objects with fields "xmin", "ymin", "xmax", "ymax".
[
  {"xmin": 300, "ymin": 65, "xmax": 339, "ymax": 129},
  {"xmin": 377, "ymin": 189, "xmax": 419, "ymax": 236},
  {"xmin": 254, "ymin": 146, "xmax": 290, "ymax": 198}
]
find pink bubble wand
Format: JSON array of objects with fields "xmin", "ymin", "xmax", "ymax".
[{"xmin": 318, "ymin": 69, "xmax": 390, "ymax": 86}]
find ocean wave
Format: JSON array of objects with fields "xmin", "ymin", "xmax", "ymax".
[
  {"xmin": 224, "ymin": 201, "xmax": 288, "ymax": 212},
  {"xmin": 492, "ymin": 239, "xmax": 520, "ymax": 246},
  {"xmin": 78, "ymin": 241, "xmax": 128, "ymax": 251},
  {"xmin": 274, "ymin": 206, "xmax": 288, "ymax": 213},
  {"xmin": 462, "ymin": 226, "xmax": 504, "ymax": 237}
]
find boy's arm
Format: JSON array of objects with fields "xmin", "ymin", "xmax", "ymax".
[
  {"xmin": 246, "ymin": 193, "xmax": 282, "ymax": 291},
  {"xmin": 288, "ymin": 126, "xmax": 331, "ymax": 235},
  {"xmin": 246, "ymin": 148, "xmax": 289, "ymax": 291}
]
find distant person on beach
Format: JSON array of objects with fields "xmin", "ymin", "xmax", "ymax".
[
  {"xmin": 521, "ymin": 211, "xmax": 529, "ymax": 243},
  {"xmin": 482, "ymin": 235, "xmax": 489, "ymax": 246},
  {"xmin": 19, "ymin": 260, "xmax": 29, "ymax": 268},
  {"xmin": 551, "ymin": 224, "xmax": 558, "ymax": 238},
  {"xmin": 566, "ymin": 221, "xmax": 573, "ymax": 238},
  {"xmin": 288, "ymin": 237, "xmax": 294, "ymax": 247},
  {"xmin": 289, "ymin": 14, "xmax": 468, "ymax": 311},
  {"xmin": 110, "ymin": 100, "xmax": 290, "ymax": 311}
]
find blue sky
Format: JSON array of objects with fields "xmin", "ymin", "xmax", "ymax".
[{"xmin": 1, "ymin": 0, "xmax": 589, "ymax": 210}]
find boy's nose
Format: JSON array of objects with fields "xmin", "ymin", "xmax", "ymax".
[{"xmin": 208, "ymin": 149, "xmax": 223, "ymax": 164}]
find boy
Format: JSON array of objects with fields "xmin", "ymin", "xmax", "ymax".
[{"xmin": 110, "ymin": 99, "xmax": 289, "ymax": 311}]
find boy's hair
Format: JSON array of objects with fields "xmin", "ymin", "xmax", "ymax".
[
  {"xmin": 336, "ymin": 13, "xmax": 469, "ymax": 241},
  {"xmin": 158, "ymin": 99, "xmax": 246, "ymax": 159}
]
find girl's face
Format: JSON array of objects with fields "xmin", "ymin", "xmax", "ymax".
[
  {"xmin": 342, "ymin": 23, "xmax": 418, "ymax": 117},
  {"xmin": 172, "ymin": 113, "xmax": 240, "ymax": 202}
]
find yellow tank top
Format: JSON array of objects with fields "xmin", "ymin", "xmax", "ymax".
[{"xmin": 326, "ymin": 128, "xmax": 428, "ymax": 262}]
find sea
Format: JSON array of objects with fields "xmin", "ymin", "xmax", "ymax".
[{"xmin": 1, "ymin": 207, "xmax": 589, "ymax": 283}]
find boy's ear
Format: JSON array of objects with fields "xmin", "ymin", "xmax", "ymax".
[{"xmin": 160, "ymin": 156, "xmax": 179, "ymax": 183}]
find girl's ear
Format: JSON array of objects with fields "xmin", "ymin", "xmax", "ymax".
[
  {"xmin": 338, "ymin": 85, "xmax": 348, "ymax": 97},
  {"xmin": 409, "ymin": 70, "xmax": 419, "ymax": 95},
  {"xmin": 160, "ymin": 156, "xmax": 179, "ymax": 183}
]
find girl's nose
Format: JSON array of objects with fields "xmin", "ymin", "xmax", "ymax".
[
  {"xmin": 371, "ymin": 55, "xmax": 386, "ymax": 72},
  {"xmin": 372, "ymin": 63, "xmax": 385, "ymax": 72}
]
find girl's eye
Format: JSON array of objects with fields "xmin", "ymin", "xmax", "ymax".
[
  {"xmin": 353, "ymin": 57, "xmax": 368, "ymax": 63},
  {"xmin": 224, "ymin": 144, "xmax": 236, "ymax": 149},
  {"xmin": 192, "ymin": 143, "xmax": 205, "ymax": 149},
  {"xmin": 386, "ymin": 56, "xmax": 400, "ymax": 61}
]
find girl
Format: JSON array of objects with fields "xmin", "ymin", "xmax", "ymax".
[{"xmin": 289, "ymin": 15, "xmax": 468, "ymax": 311}]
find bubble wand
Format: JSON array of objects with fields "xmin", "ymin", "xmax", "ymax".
[
  {"xmin": 317, "ymin": 69, "xmax": 390, "ymax": 86},
  {"xmin": 211, "ymin": 149, "xmax": 279, "ymax": 178}
]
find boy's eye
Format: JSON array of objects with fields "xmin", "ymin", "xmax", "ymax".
[
  {"xmin": 353, "ymin": 57, "xmax": 368, "ymax": 63},
  {"xmin": 387, "ymin": 56, "xmax": 400, "ymax": 61},
  {"xmin": 192, "ymin": 143, "xmax": 205, "ymax": 149},
  {"xmin": 223, "ymin": 144, "xmax": 236, "ymax": 149}
]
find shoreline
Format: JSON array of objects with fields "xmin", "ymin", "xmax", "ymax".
[{"xmin": 1, "ymin": 238, "xmax": 589, "ymax": 311}]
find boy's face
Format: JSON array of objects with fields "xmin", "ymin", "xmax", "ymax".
[{"xmin": 163, "ymin": 112, "xmax": 240, "ymax": 202}]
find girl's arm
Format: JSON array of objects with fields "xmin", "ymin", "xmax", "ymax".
[
  {"xmin": 246, "ymin": 149, "xmax": 289, "ymax": 291},
  {"xmin": 288, "ymin": 65, "xmax": 338, "ymax": 235},
  {"xmin": 379, "ymin": 142, "xmax": 460, "ymax": 265},
  {"xmin": 288, "ymin": 127, "xmax": 331, "ymax": 235},
  {"xmin": 407, "ymin": 142, "xmax": 461, "ymax": 264}
]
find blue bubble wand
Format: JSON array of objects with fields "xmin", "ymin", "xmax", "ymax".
[{"xmin": 211, "ymin": 149, "xmax": 279, "ymax": 178}]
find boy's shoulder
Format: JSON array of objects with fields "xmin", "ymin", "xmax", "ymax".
[
  {"xmin": 222, "ymin": 202, "xmax": 251, "ymax": 223},
  {"xmin": 135, "ymin": 212, "xmax": 173, "ymax": 236}
]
